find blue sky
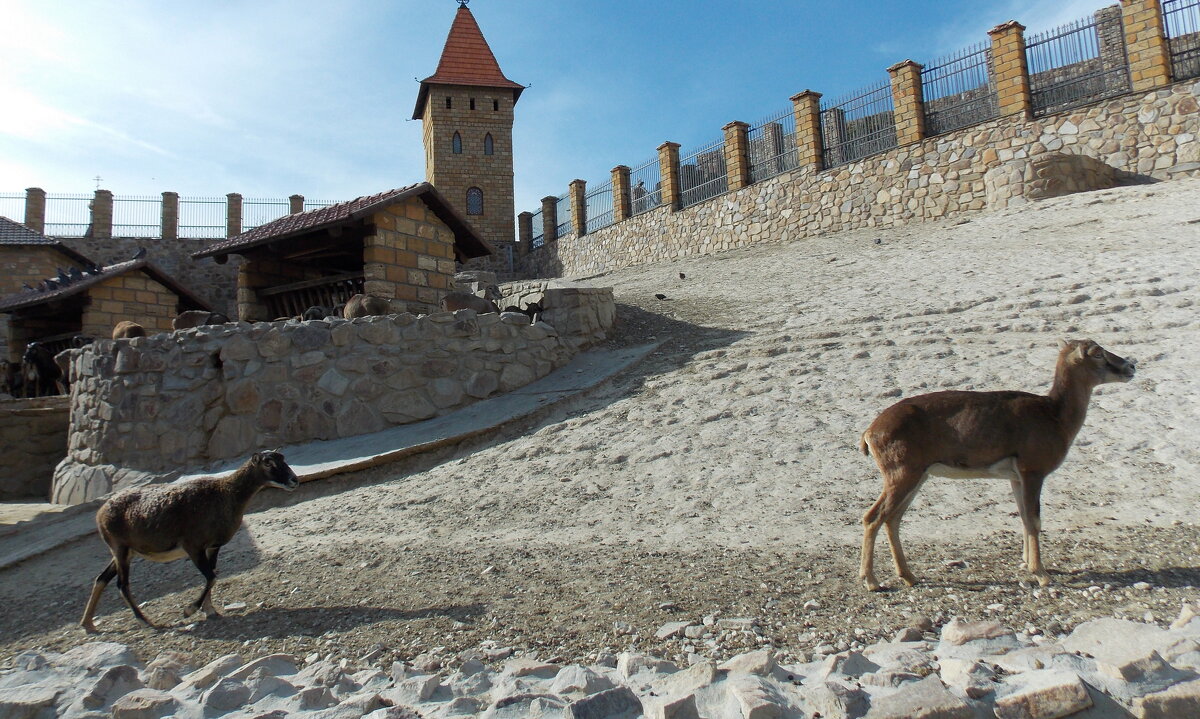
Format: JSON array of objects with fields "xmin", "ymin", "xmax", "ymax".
[{"xmin": 0, "ymin": 0, "xmax": 1113, "ymax": 218}]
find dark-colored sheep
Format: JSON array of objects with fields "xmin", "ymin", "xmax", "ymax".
[{"xmin": 172, "ymin": 311, "xmax": 230, "ymax": 331}]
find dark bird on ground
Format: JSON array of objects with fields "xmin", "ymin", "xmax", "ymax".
[
  {"xmin": 22, "ymin": 283, "xmax": 36, "ymax": 292},
  {"xmin": 679, "ymin": 272, "xmax": 686, "ymax": 280},
  {"xmin": 655, "ymin": 293, "xmax": 668, "ymax": 301},
  {"xmin": 56, "ymin": 267, "xmax": 72, "ymax": 285},
  {"xmin": 85, "ymin": 264, "xmax": 102, "ymax": 276},
  {"xmin": 132, "ymin": 246, "xmax": 147, "ymax": 260},
  {"xmin": 69, "ymin": 267, "xmax": 84, "ymax": 282},
  {"xmin": 42, "ymin": 279, "xmax": 58, "ymax": 291},
  {"xmin": 874, "ymin": 238, "xmax": 882, "ymax": 244}
]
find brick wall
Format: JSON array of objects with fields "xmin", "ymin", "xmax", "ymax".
[
  {"xmin": 365, "ymin": 199, "xmax": 458, "ymax": 314},
  {"xmin": 80, "ymin": 271, "xmax": 181, "ymax": 339},
  {"xmin": 422, "ymin": 84, "xmax": 517, "ymax": 275},
  {"xmin": 0, "ymin": 246, "xmax": 89, "ymax": 361}
]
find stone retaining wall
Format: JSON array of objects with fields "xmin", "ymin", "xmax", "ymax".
[
  {"xmin": 984, "ymin": 152, "xmax": 1118, "ymax": 209},
  {"xmin": 51, "ymin": 286, "xmax": 614, "ymax": 504},
  {"xmin": 0, "ymin": 396, "xmax": 69, "ymax": 500},
  {"xmin": 524, "ymin": 81, "xmax": 1200, "ymax": 279}
]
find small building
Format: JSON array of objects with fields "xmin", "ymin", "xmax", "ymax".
[
  {"xmin": 0, "ymin": 257, "xmax": 212, "ymax": 362},
  {"xmin": 0, "ymin": 216, "xmax": 95, "ymax": 360},
  {"xmin": 192, "ymin": 183, "xmax": 493, "ymax": 321}
]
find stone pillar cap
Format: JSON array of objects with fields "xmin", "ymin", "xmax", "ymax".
[
  {"xmin": 988, "ymin": 20, "xmax": 1026, "ymax": 35},
  {"xmin": 26, "ymin": 187, "xmax": 45, "ymax": 193},
  {"xmin": 657, "ymin": 141, "xmax": 681, "ymax": 151},
  {"xmin": 790, "ymin": 90, "xmax": 822, "ymax": 102},
  {"xmin": 887, "ymin": 59, "xmax": 923, "ymax": 73},
  {"xmin": 611, "ymin": 164, "xmax": 631, "ymax": 172},
  {"xmin": 722, "ymin": 120, "xmax": 750, "ymax": 130},
  {"xmin": 541, "ymin": 195, "xmax": 558, "ymax": 203},
  {"xmin": 518, "ymin": 210, "xmax": 534, "ymax": 218},
  {"xmin": 226, "ymin": 192, "xmax": 242, "ymax": 199},
  {"xmin": 570, "ymin": 178, "xmax": 587, "ymax": 186}
]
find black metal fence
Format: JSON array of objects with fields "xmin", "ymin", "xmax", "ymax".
[
  {"xmin": 630, "ymin": 156, "xmax": 663, "ymax": 216},
  {"xmin": 303, "ymin": 199, "xmax": 336, "ymax": 213},
  {"xmin": 178, "ymin": 196, "xmax": 228, "ymax": 239},
  {"xmin": 679, "ymin": 137, "xmax": 728, "ymax": 209},
  {"xmin": 0, "ymin": 193, "xmax": 24, "ymax": 224},
  {"xmin": 530, "ymin": 208, "xmax": 544, "ymax": 248},
  {"xmin": 554, "ymin": 193, "xmax": 571, "ymax": 237},
  {"xmin": 43, "ymin": 194, "xmax": 92, "ymax": 236},
  {"xmin": 112, "ymin": 195, "xmax": 162, "ymax": 238},
  {"xmin": 820, "ymin": 80, "xmax": 898, "ymax": 168},
  {"xmin": 747, "ymin": 106, "xmax": 799, "ymax": 183},
  {"xmin": 242, "ymin": 197, "xmax": 290, "ymax": 231},
  {"xmin": 1026, "ymin": 9, "xmax": 1131, "ymax": 117},
  {"xmin": 1165, "ymin": 0, "xmax": 1200, "ymax": 80},
  {"xmin": 585, "ymin": 180, "xmax": 615, "ymax": 233},
  {"xmin": 923, "ymin": 43, "xmax": 998, "ymax": 137},
  {"xmin": 258, "ymin": 271, "xmax": 364, "ymax": 319}
]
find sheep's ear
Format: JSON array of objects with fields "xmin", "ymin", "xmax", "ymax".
[{"xmin": 1057, "ymin": 338, "xmax": 1069, "ymax": 351}]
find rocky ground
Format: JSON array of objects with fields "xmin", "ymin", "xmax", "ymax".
[{"xmin": 1, "ymin": 179, "xmax": 1199, "ymax": 717}]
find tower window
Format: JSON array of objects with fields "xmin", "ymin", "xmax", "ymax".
[
  {"xmin": 452, "ymin": 132, "xmax": 462, "ymax": 154},
  {"xmin": 484, "ymin": 133, "xmax": 494, "ymax": 155},
  {"xmin": 470, "ymin": 98, "xmax": 476, "ymax": 110},
  {"xmin": 493, "ymin": 99, "xmax": 499, "ymax": 111},
  {"xmin": 466, "ymin": 187, "xmax": 484, "ymax": 215},
  {"xmin": 445, "ymin": 96, "xmax": 452, "ymax": 109}
]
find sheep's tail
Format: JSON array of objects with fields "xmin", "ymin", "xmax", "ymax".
[{"xmin": 859, "ymin": 431, "xmax": 871, "ymax": 456}]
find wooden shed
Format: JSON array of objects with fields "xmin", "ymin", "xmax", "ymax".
[{"xmin": 192, "ymin": 183, "xmax": 494, "ymax": 321}]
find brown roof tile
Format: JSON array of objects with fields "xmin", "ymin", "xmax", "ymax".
[
  {"xmin": 413, "ymin": 6, "xmax": 524, "ymax": 119},
  {"xmin": 0, "ymin": 258, "xmax": 210, "ymax": 314}
]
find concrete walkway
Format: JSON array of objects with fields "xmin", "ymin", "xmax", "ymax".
[{"xmin": 0, "ymin": 342, "xmax": 659, "ymax": 571}]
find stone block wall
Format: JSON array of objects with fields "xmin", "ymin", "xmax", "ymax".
[
  {"xmin": 984, "ymin": 152, "xmax": 1118, "ymax": 209},
  {"xmin": 80, "ymin": 271, "xmax": 181, "ymax": 339},
  {"xmin": 523, "ymin": 80, "xmax": 1200, "ymax": 279},
  {"xmin": 0, "ymin": 246, "xmax": 89, "ymax": 361},
  {"xmin": 63, "ymin": 235, "xmax": 239, "ymax": 317},
  {"xmin": 365, "ymin": 201, "xmax": 458, "ymax": 314},
  {"xmin": 0, "ymin": 396, "xmax": 69, "ymax": 500},
  {"xmin": 51, "ymin": 286, "xmax": 615, "ymax": 504}
]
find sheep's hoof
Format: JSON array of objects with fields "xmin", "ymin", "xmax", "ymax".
[
  {"xmin": 80, "ymin": 622, "xmax": 99, "ymax": 634},
  {"xmin": 205, "ymin": 609, "xmax": 223, "ymax": 619},
  {"xmin": 182, "ymin": 605, "xmax": 198, "ymax": 618},
  {"xmin": 863, "ymin": 577, "xmax": 883, "ymax": 592},
  {"xmin": 1033, "ymin": 570, "xmax": 1051, "ymax": 587},
  {"xmin": 900, "ymin": 573, "xmax": 918, "ymax": 587}
]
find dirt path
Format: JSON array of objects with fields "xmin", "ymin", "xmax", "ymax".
[{"xmin": 3, "ymin": 179, "xmax": 1199, "ymax": 669}]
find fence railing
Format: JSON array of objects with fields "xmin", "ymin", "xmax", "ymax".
[
  {"xmin": 242, "ymin": 197, "xmax": 291, "ymax": 231},
  {"xmin": 1026, "ymin": 10, "xmax": 1130, "ymax": 117},
  {"xmin": 303, "ymin": 199, "xmax": 337, "ymax": 213},
  {"xmin": 257, "ymin": 271, "xmax": 364, "ymax": 319},
  {"xmin": 923, "ymin": 43, "xmax": 998, "ymax": 137},
  {"xmin": 178, "ymin": 197, "xmax": 228, "ymax": 239},
  {"xmin": 43, "ymin": 194, "xmax": 92, "ymax": 237},
  {"xmin": 679, "ymin": 137, "xmax": 728, "ymax": 209},
  {"xmin": 747, "ymin": 106, "xmax": 799, "ymax": 183},
  {"xmin": 530, "ymin": 208, "xmax": 545, "ymax": 248},
  {"xmin": 630, "ymin": 156, "xmax": 663, "ymax": 216},
  {"xmin": 820, "ymin": 80, "xmax": 898, "ymax": 168},
  {"xmin": 1164, "ymin": 0, "xmax": 1200, "ymax": 81},
  {"xmin": 554, "ymin": 193, "xmax": 571, "ymax": 237},
  {"xmin": 0, "ymin": 193, "xmax": 24, "ymax": 224},
  {"xmin": 585, "ymin": 180, "xmax": 614, "ymax": 234},
  {"xmin": 112, "ymin": 195, "xmax": 162, "ymax": 238}
]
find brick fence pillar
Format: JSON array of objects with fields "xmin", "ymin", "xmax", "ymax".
[
  {"xmin": 611, "ymin": 165, "xmax": 632, "ymax": 222},
  {"xmin": 226, "ymin": 193, "xmax": 242, "ymax": 238},
  {"xmin": 1120, "ymin": 0, "xmax": 1173, "ymax": 91},
  {"xmin": 791, "ymin": 91, "xmax": 824, "ymax": 174},
  {"xmin": 91, "ymin": 190, "xmax": 113, "ymax": 240},
  {"xmin": 722, "ymin": 121, "xmax": 752, "ymax": 190},
  {"xmin": 517, "ymin": 211, "xmax": 533, "ymax": 256},
  {"xmin": 161, "ymin": 191, "xmax": 179, "ymax": 241},
  {"xmin": 541, "ymin": 196, "xmax": 558, "ymax": 243},
  {"xmin": 24, "ymin": 187, "xmax": 46, "ymax": 234},
  {"xmin": 569, "ymin": 179, "xmax": 587, "ymax": 237},
  {"xmin": 888, "ymin": 60, "xmax": 926, "ymax": 146},
  {"xmin": 657, "ymin": 141, "xmax": 682, "ymax": 211},
  {"xmin": 989, "ymin": 21, "xmax": 1032, "ymax": 119},
  {"xmin": 289, "ymin": 194, "xmax": 305, "ymax": 214}
]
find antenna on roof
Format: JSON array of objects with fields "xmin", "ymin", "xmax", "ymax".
[
  {"xmin": 457, "ymin": 0, "xmax": 469, "ymax": 7},
  {"xmin": 93, "ymin": 175, "xmax": 103, "ymax": 190}
]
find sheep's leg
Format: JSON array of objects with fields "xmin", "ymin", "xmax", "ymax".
[
  {"xmin": 861, "ymin": 468, "xmax": 924, "ymax": 592},
  {"xmin": 80, "ymin": 559, "xmax": 117, "ymax": 633},
  {"xmin": 1010, "ymin": 477, "xmax": 1030, "ymax": 568},
  {"xmin": 1017, "ymin": 471, "xmax": 1050, "ymax": 586},
  {"xmin": 113, "ymin": 546, "xmax": 157, "ymax": 629},
  {"xmin": 184, "ymin": 546, "xmax": 221, "ymax": 619}
]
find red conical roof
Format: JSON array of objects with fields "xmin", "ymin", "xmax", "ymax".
[{"xmin": 413, "ymin": 6, "xmax": 524, "ymax": 119}]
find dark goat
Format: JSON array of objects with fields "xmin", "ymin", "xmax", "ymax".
[
  {"xmin": 172, "ymin": 311, "xmax": 230, "ymax": 331},
  {"xmin": 21, "ymin": 342, "xmax": 65, "ymax": 398},
  {"xmin": 502, "ymin": 301, "xmax": 544, "ymax": 324},
  {"xmin": 80, "ymin": 450, "xmax": 300, "ymax": 632},
  {"xmin": 1, "ymin": 361, "xmax": 23, "ymax": 398},
  {"xmin": 300, "ymin": 305, "xmax": 329, "ymax": 321}
]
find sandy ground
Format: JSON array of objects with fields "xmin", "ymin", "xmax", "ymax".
[{"xmin": 2, "ymin": 178, "xmax": 1199, "ymax": 669}]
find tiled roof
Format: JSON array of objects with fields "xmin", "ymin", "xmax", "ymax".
[
  {"xmin": 412, "ymin": 6, "xmax": 524, "ymax": 119},
  {"xmin": 0, "ymin": 215, "xmax": 94, "ymax": 266},
  {"xmin": 0, "ymin": 258, "xmax": 211, "ymax": 314},
  {"xmin": 192, "ymin": 182, "xmax": 493, "ymax": 262}
]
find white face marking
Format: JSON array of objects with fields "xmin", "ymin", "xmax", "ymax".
[{"xmin": 926, "ymin": 458, "xmax": 1020, "ymax": 481}]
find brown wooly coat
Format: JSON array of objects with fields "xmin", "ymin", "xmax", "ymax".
[
  {"xmin": 342, "ymin": 294, "xmax": 393, "ymax": 319},
  {"xmin": 111, "ymin": 321, "xmax": 146, "ymax": 339}
]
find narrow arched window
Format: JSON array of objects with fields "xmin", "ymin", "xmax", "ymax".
[
  {"xmin": 484, "ymin": 133, "xmax": 494, "ymax": 155},
  {"xmin": 493, "ymin": 99, "xmax": 499, "ymax": 111},
  {"xmin": 466, "ymin": 187, "xmax": 484, "ymax": 215},
  {"xmin": 445, "ymin": 97, "xmax": 452, "ymax": 109},
  {"xmin": 470, "ymin": 98, "xmax": 476, "ymax": 110},
  {"xmin": 452, "ymin": 132, "xmax": 462, "ymax": 154}
]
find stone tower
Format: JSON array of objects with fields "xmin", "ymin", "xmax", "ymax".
[{"xmin": 414, "ymin": 2, "xmax": 523, "ymax": 274}]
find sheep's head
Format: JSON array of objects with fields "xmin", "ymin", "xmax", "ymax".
[
  {"xmin": 1058, "ymin": 339, "xmax": 1136, "ymax": 385},
  {"xmin": 251, "ymin": 450, "xmax": 300, "ymax": 491}
]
